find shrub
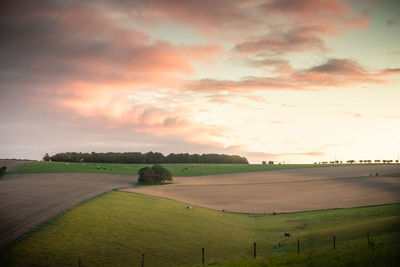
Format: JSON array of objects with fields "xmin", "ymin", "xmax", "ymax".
[
  {"xmin": 0, "ymin": 166, "xmax": 7, "ymax": 177},
  {"xmin": 138, "ymin": 165, "xmax": 173, "ymax": 184}
]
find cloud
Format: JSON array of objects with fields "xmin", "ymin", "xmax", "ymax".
[
  {"xmin": 96, "ymin": 0, "xmax": 260, "ymax": 33},
  {"xmin": 248, "ymin": 59, "xmax": 294, "ymax": 74},
  {"xmin": 0, "ymin": 0, "xmax": 220, "ymax": 90},
  {"xmin": 234, "ymin": 26, "xmax": 328, "ymax": 55},
  {"xmin": 231, "ymin": 0, "xmax": 369, "ymax": 56},
  {"xmin": 187, "ymin": 58, "xmax": 400, "ymax": 92}
]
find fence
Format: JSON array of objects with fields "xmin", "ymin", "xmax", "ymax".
[{"xmin": 76, "ymin": 232, "xmax": 376, "ymax": 266}]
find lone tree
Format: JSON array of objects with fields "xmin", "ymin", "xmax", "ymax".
[{"xmin": 138, "ymin": 164, "xmax": 173, "ymax": 184}]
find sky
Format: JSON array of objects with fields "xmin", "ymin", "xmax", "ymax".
[{"xmin": 0, "ymin": 0, "xmax": 399, "ymax": 163}]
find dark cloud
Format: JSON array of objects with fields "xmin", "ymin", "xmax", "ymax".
[
  {"xmin": 307, "ymin": 58, "xmax": 366, "ymax": 74},
  {"xmin": 234, "ymin": 26, "xmax": 327, "ymax": 55}
]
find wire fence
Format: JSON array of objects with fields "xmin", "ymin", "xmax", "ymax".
[{"xmin": 74, "ymin": 232, "xmax": 377, "ymax": 266}]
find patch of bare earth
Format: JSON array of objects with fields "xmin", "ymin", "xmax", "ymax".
[
  {"xmin": 122, "ymin": 165, "xmax": 400, "ymax": 214},
  {"xmin": 0, "ymin": 173, "xmax": 133, "ymax": 248}
]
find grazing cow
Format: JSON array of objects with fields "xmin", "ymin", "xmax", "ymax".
[{"xmin": 284, "ymin": 233, "xmax": 291, "ymax": 237}]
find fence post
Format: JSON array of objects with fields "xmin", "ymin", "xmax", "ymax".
[
  {"xmin": 297, "ymin": 240, "xmax": 300, "ymax": 254},
  {"xmin": 254, "ymin": 242, "xmax": 256, "ymax": 259},
  {"xmin": 202, "ymin": 247, "xmax": 205, "ymax": 265},
  {"xmin": 333, "ymin": 235, "xmax": 336, "ymax": 249},
  {"xmin": 367, "ymin": 233, "xmax": 370, "ymax": 246},
  {"xmin": 78, "ymin": 259, "xmax": 81, "ymax": 267},
  {"xmin": 141, "ymin": 253, "xmax": 144, "ymax": 267}
]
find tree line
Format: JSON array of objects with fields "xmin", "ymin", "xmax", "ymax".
[{"xmin": 43, "ymin": 152, "xmax": 249, "ymax": 164}]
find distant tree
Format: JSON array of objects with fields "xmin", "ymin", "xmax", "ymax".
[
  {"xmin": 0, "ymin": 166, "xmax": 6, "ymax": 176},
  {"xmin": 375, "ymin": 160, "xmax": 380, "ymax": 163},
  {"xmin": 262, "ymin": 161, "xmax": 266, "ymax": 165},
  {"xmin": 138, "ymin": 165, "xmax": 173, "ymax": 184},
  {"xmin": 268, "ymin": 161, "xmax": 274, "ymax": 165},
  {"xmin": 43, "ymin": 153, "xmax": 50, "ymax": 161}
]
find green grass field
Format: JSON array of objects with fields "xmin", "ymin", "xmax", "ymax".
[
  {"xmin": 207, "ymin": 245, "xmax": 400, "ymax": 267},
  {"xmin": 7, "ymin": 161, "xmax": 369, "ymax": 177},
  {"xmin": 1, "ymin": 192, "xmax": 399, "ymax": 266}
]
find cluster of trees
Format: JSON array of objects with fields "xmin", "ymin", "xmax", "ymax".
[
  {"xmin": 43, "ymin": 152, "xmax": 249, "ymax": 164},
  {"xmin": 261, "ymin": 161, "xmax": 274, "ymax": 165},
  {"xmin": 314, "ymin": 160, "xmax": 399, "ymax": 164},
  {"xmin": 138, "ymin": 164, "xmax": 173, "ymax": 185}
]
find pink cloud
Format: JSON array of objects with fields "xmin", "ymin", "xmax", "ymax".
[
  {"xmin": 0, "ymin": 0, "xmax": 221, "ymax": 90},
  {"xmin": 187, "ymin": 58, "xmax": 400, "ymax": 92},
  {"xmin": 232, "ymin": 0, "xmax": 368, "ymax": 55}
]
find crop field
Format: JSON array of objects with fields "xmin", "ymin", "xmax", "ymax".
[
  {"xmin": 1, "ymin": 163, "xmax": 399, "ymax": 266},
  {"xmin": 123, "ymin": 165, "xmax": 400, "ymax": 213},
  {"xmin": 0, "ymin": 192, "xmax": 399, "ymax": 266},
  {"xmin": 6, "ymin": 160, "xmax": 379, "ymax": 177},
  {"xmin": 0, "ymin": 173, "xmax": 133, "ymax": 248}
]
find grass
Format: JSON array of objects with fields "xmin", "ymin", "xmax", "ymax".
[
  {"xmin": 7, "ymin": 161, "xmax": 377, "ymax": 177},
  {"xmin": 206, "ymin": 245, "xmax": 400, "ymax": 266},
  {"xmin": 1, "ymin": 191, "xmax": 399, "ymax": 266}
]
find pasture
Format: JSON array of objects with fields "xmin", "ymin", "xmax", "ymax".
[
  {"xmin": 5, "ymin": 160, "xmax": 376, "ymax": 177},
  {"xmin": 0, "ymin": 191, "xmax": 399, "ymax": 266},
  {"xmin": 209, "ymin": 245, "xmax": 400, "ymax": 266}
]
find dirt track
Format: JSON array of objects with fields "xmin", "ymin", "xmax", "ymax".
[
  {"xmin": 122, "ymin": 165, "xmax": 400, "ymax": 214},
  {"xmin": 0, "ymin": 173, "xmax": 133, "ymax": 249}
]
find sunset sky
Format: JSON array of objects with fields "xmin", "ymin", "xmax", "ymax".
[{"xmin": 1, "ymin": 0, "xmax": 399, "ymax": 163}]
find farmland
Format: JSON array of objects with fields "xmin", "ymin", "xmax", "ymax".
[
  {"xmin": 124, "ymin": 165, "xmax": 400, "ymax": 213},
  {"xmin": 0, "ymin": 162, "xmax": 399, "ymax": 266},
  {"xmin": 5, "ymin": 160, "xmax": 383, "ymax": 177},
  {"xmin": 0, "ymin": 191, "xmax": 399, "ymax": 266}
]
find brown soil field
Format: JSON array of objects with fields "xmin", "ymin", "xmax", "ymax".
[
  {"xmin": 122, "ymin": 165, "xmax": 400, "ymax": 214},
  {"xmin": 0, "ymin": 159, "xmax": 35, "ymax": 171},
  {"xmin": 0, "ymin": 173, "xmax": 133, "ymax": 249}
]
